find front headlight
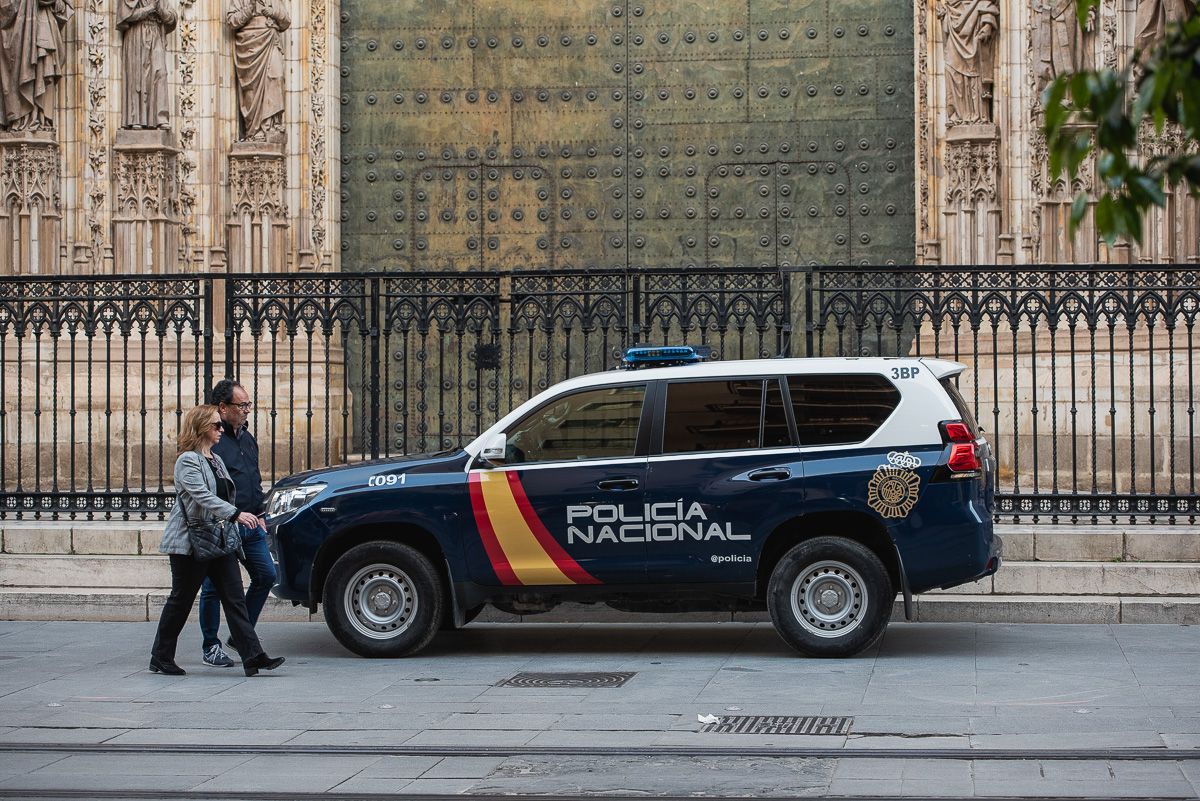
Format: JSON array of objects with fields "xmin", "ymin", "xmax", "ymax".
[{"xmin": 266, "ymin": 483, "xmax": 327, "ymax": 518}]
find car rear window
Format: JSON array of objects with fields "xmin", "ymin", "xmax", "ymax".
[
  {"xmin": 939, "ymin": 376, "xmax": 980, "ymax": 436},
  {"xmin": 787, "ymin": 374, "xmax": 901, "ymax": 446}
]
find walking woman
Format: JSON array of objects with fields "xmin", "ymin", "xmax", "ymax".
[{"xmin": 150, "ymin": 404, "xmax": 285, "ymax": 677}]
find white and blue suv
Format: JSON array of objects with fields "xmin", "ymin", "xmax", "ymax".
[{"xmin": 265, "ymin": 347, "xmax": 1001, "ymax": 658}]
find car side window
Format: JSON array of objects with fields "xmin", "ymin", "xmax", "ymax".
[
  {"xmin": 505, "ymin": 384, "xmax": 646, "ymax": 464},
  {"xmin": 663, "ymin": 379, "xmax": 779, "ymax": 454},
  {"xmin": 788, "ymin": 374, "xmax": 901, "ymax": 446}
]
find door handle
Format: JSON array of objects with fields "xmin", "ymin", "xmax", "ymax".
[
  {"xmin": 597, "ymin": 477, "xmax": 640, "ymax": 491},
  {"xmin": 748, "ymin": 467, "xmax": 791, "ymax": 482}
]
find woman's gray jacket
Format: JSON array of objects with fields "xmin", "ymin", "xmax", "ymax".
[{"xmin": 159, "ymin": 451, "xmax": 239, "ymax": 556}]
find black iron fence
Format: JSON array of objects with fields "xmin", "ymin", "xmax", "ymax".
[{"xmin": 1, "ymin": 265, "xmax": 1197, "ymax": 524}]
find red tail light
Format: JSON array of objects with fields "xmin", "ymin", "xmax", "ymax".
[
  {"xmin": 947, "ymin": 443, "xmax": 981, "ymax": 472},
  {"xmin": 942, "ymin": 421, "xmax": 973, "ymax": 443},
  {"xmin": 941, "ymin": 420, "xmax": 981, "ymax": 473}
]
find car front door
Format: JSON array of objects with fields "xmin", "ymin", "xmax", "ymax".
[{"xmin": 465, "ymin": 382, "xmax": 650, "ymax": 587}]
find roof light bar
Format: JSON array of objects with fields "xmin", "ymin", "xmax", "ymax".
[{"xmin": 620, "ymin": 345, "xmax": 712, "ymax": 369}]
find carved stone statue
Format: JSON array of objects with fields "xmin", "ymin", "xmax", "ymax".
[
  {"xmin": 117, "ymin": 0, "xmax": 177, "ymax": 129},
  {"xmin": 1134, "ymin": 0, "xmax": 1195, "ymax": 53},
  {"xmin": 937, "ymin": 0, "xmax": 1000, "ymax": 125},
  {"xmin": 0, "ymin": 0, "xmax": 72, "ymax": 132},
  {"xmin": 227, "ymin": 0, "xmax": 289, "ymax": 141},
  {"xmin": 1034, "ymin": 0, "xmax": 1093, "ymax": 92}
]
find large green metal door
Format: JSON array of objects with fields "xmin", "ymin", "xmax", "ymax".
[{"xmin": 338, "ymin": 0, "xmax": 915, "ymax": 270}]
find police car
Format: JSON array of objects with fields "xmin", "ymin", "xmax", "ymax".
[{"xmin": 265, "ymin": 347, "xmax": 1001, "ymax": 658}]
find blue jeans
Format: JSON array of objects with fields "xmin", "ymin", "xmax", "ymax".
[{"xmin": 199, "ymin": 526, "xmax": 277, "ymax": 650}]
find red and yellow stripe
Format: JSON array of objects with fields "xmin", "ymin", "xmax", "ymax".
[{"xmin": 469, "ymin": 471, "xmax": 600, "ymax": 586}]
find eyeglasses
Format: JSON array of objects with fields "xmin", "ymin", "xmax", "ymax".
[
  {"xmin": 225, "ymin": 401, "xmax": 253, "ymax": 412},
  {"xmin": 210, "ymin": 422, "xmax": 223, "ymax": 430}
]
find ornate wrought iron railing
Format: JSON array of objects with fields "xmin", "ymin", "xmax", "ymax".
[{"xmin": 0, "ymin": 266, "xmax": 1196, "ymax": 524}]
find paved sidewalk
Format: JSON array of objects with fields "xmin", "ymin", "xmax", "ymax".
[{"xmin": 0, "ymin": 620, "xmax": 1198, "ymax": 797}]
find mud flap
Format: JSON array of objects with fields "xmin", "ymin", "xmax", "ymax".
[{"xmin": 892, "ymin": 542, "xmax": 913, "ymax": 620}]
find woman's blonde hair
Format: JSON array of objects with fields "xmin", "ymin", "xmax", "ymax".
[{"xmin": 178, "ymin": 404, "xmax": 219, "ymax": 454}]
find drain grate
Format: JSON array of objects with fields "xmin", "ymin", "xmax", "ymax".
[
  {"xmin": 701, "ymin": 715, "xmax": 853, "ymax": 736},
  {"xmin": 499, "ymin": 671, "xmax": 635, "ymax": 689}
]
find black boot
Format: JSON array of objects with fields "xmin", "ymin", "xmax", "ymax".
[
  {"xmin": 149, "ymin": 656, "xmax": 186, "ymax": 676},
  {"xmin": 242, "ymin": 653, "xmax": 285, "ymax": 677}
]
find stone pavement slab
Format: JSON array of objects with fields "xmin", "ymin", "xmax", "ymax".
[{"xmin": 0, "ymin": 620, "xmax": 1195, "ymax": 798}]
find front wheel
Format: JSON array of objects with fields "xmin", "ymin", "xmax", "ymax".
[
  {"xmin": 767, "ymin": 536, "xmax": 893, "ymax": 658},
  {"xmin": 323, "ymin": 541, "xmax": 444, "ymax": 657}
]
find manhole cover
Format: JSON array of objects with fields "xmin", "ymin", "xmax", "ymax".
[
  {"xmin": 499, "ymin": 671, "xmax": 635, "ymax": 688},
  {"xmin": 701, "ymin": 715, "xmax": 853, "ymax": 735}
]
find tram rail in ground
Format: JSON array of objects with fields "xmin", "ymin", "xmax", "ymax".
[{"xmin": 1, "ymin": 741, "xmax": 1197, "ymax": 761}]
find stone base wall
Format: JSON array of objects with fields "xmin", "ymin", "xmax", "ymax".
[
  {"xmin": 921, "ymin": 321, "xmax": 1199, "ymax": 494},
  {"xmin": 0, "ymin": 338, "xmax": 351, "ymax": 492}
]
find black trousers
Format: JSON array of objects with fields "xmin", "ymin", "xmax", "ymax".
[{"xmin": 151, "ymin": 553, "xmax": 265, "ymax": 662}]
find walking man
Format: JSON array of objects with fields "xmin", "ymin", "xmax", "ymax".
[{"xmin": 199, "ymin": 378, "xmax": 277, "ymax": 667}]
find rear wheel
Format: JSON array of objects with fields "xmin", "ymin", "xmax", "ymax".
[
  {"xmin": 767, "ymin": 536, "xmax": 892, "ymax": 658},
  {"xmin": 323, "ymin": 541, "xmax": 444, "ymax": 657}
]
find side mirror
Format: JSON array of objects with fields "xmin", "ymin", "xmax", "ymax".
[{"xmin": 479, "ymin": 432, "xmax": 507, "ymax": 464}]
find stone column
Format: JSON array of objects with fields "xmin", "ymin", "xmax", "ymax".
[
  {"xmin": 0, "ymin": 133, "xmax": 62, "ymax": 275},
  {"xmin": 227, "ymin": 140, "xmax": 288, "ymax": 272},
  {"xmin": 112, "ymin": 129, "xmax": 180, "ymax": 273},
  {"xmin": 942, "ymin": 124, "xmax": 1003, "ymax": 264}
]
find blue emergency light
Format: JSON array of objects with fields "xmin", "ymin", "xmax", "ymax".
[{"xmin": 620, "ymin": 345, "xmax": 712, "ymax": 369}]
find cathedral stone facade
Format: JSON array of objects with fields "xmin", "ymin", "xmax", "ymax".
[
  {"xmin": 0, "ymin": 0, "xmax": 1193, "ymax": 278},
  {"xmin": 0, "ymin": 0, "xmax": 338, "ymax": 276},
  {"xmin": 919, "ymin": 0, "xmax": 1198, "ymax": 265}
]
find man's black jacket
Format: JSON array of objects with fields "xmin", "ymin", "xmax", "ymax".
[{"xmin": 214, "ymin": 421, "xmax": 267, "ymax": 515}]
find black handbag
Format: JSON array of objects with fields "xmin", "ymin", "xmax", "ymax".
[
  {"xmin": 180, "ymin": 458, "xmax": 243, "ymax": 561},
  {"xmin": 185, "ymin": 513, "xmax": 242, "ymax": 562}
]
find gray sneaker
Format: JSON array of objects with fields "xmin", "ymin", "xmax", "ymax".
[{"xmin": 203, "ymin": 643, "xmax": 235, "ymax": 667}]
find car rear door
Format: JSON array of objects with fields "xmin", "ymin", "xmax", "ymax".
[{"xmin": 640, "ymin": 376, "xmax": 800, "ymax": 584}]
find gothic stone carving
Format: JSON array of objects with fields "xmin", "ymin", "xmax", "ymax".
[
  {"xmin": 114, "ymin": 132, "xmax": 177, "ymax": 217},
  {"xmin": 117, "ymin": 0, "xmax": 177, "ymax": 129},
  {"xmin": 1033, "ymin": 0, "xmax": 1094, "ymax": 92},
  {"xmin": 937, "ymin": 0, "xmax": 1000, "ymax": 124},
  {"xmin": 112, "ymin": 128, "xmax": 179, "ymax": 272},
  {"xmin": 0, "ymin": 133, "xmax": 60, "ymax": 273},
  {"xmin": 230, "ymin": 150, "xmax": 285, "ymax": 217},
  {"xmin": 85, "ymin": 0, "xmax": 109, "ymax": 262},
  {"xmin": 228, "ymin": 0, "xmax": 289, "ymax": 142},
  {"xmin": 308, "ymin": 0, "xmax": 327, "ymax": 256},
  {"xmin": 944, "ymin": 124, "xmax": 1000, "ymax": 204},
  {"xmin": 0, "ymin": 0, "xmax": 73, "ymax": 132},
  {"xmin": 227, "ymin": 142, "xmax": 288, "ymax": 271}
]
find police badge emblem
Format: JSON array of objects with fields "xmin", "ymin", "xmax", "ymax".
[{"xmin": 867, "ymin": 451, "xmax": 922, "ymax": 518}]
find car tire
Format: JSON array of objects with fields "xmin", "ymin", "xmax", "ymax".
[
  {"xmin": 323, "ymin": 541, "xmax": 444, "ymax": 657},
  {"xmin": 767, "ymin": 536, "xmax": 893, "ymax": 658}
]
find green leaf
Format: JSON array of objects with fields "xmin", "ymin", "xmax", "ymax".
[
  {"xmin": 1120, "ymin": 201, "xmax": 1144, "ymax": 245},
  {"xmin": 1069, "ymin": 73, "xmax": 1093, "ymax": 107},
  {"xmin": 1133, "ymin": 175, "xmax": 1167, "ymax": 207},
  {"xmin": 1094, "ymin": 196, "xmax": 1115, "ymax": 241}
]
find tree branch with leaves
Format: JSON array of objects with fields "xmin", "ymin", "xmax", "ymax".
[{"xmin": 1042, "ymin": 0, "xmax": 1200, "ymax": 245}]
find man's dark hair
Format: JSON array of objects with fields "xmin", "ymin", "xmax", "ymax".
[{"xmin": 211, "ymin": 379, "xmax": 242, "ymax": 406}]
